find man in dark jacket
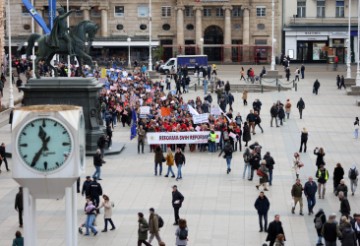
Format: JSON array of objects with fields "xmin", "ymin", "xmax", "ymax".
[
  {"xmin": 172, "ymin": 185, "xmax": 184, "ymax": 225},
  {"xmin": 253, "ymin": 99, "xmax": 262, "ymax": 115},
  {"xmin": 300, "ymin": 64, "xmax": 305, "ymax": 79},
  {"xmin": 313, "ymin": 79, "xmax": 321, "ymax": 95},
  {"xmin": 263, "ymin": 152, "xmax": 275, "ymax": 186},
  {"xmin": 249, "ymin": 150, "xmax": 261, "ymax": 181},
  {"xmin": 291, "ymin": 179, "xmax": 304, "ymax": 216},
  {"xmin": 254, "ymin": 191, "xmax": 270, "ymax": 232},
  {"xmin": 174, "ymin": 147, "xmax": 186, "ymax": 181},
  {"xmin": 338, "ymin": 191, "xmax": 351, "ymax": 217},
  {"xmin": 321, "ymin": 214, "xmax": 342, "ymax": 245},
  {"xmin": 81, "ymin": 176, "xmax": 92, "ymax": 197},
  {"xmin": 92, "ymin": 149, "xmax": 103, "ymax": 180},
  {"xmin": 0, "ymin": 142, "xmax": 10, "ymax": 172},
  {"xmin": 97, "ymin": 135, "xmax": 108, "ymax": 159},
  {"xmin": 296, "ymin": 98, "xmax": 305, "ymax": 119},
  {"xmin": 14, "ymin": 187, "xmax": 23, "ymax": 228},
  {"xmin": 304, "ymin": 176, "xmax": 318, "ymax": 215},
  {"xmin": 270, "ymin": 104, "xmax": 279, "ymax": 127},
  {"xmin": 266, "ymin": 214, "xmax": 285, "ymax": 246},
  {"xmin": 87, "ymin": 178, "xmax": 103, "ymax": 208}
]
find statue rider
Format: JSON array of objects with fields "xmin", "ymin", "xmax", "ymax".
[{"xmin": 48, "ymin": 7, "xmax": 76, "ymax": 56}]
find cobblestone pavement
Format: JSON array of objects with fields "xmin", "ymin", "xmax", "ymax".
[{"xmin": 0, "ymin": 64, "xmax": 359, "ymax": 245}]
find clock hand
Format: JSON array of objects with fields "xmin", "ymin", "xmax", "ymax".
[
  {"xmin": 38, "ymin": 126, "xmax": 47, "ymax": 141},
  {"xmin": 43, "ymin": 136, "xmax": 51, "ymax": 151},
  {"xmin": 31, "ymin": 146, "xmax": 44, "ymax": 167}
]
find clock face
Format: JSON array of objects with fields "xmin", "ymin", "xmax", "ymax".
[{"xmin": 17, "ymin": 118, "xmax": 73, "ymax": 172}]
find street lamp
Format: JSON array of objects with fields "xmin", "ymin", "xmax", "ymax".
[
  {"xmin": 270, "ymin": 0, "xmax": 275, "ymax": 71},
  {"xmin": 7, "ymin": 0, "xmax": 14, "ymax": 108},
  {"xmin": 346, "ymin": 0, "xmax": 352, "ymax": 78},
  {"xmin": 356, "ymin": 0, "xmax": 360, "ymax": 86},
  {"xmin": 200, "ymin": 37, "xmax": 204, "ymax": 55},
  {"xmin": 127, "ymin": 37, "xmax": 131, "ymax": 68},
  {"xmin": 148, "ymin": 0, "xmax": 153, "ymax": 71}
]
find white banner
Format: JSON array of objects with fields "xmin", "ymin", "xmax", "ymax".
[
  {"xmin": 192, "ymin": 113, "xmax": 209, "ymax": 124},
  {"xmin": 211, "ymin": 105, "xmax": 222, "ymax": 115},
  {"xmin": 140, "ymin": 106, "xmax": 150, "ymax": 114},
  {"xmin": 188, "ymin": 105, "xmax": 199, "ymax": 115},
  {"xmin": 147, "ymin": 131, "xmax": 221, "ymax": 144}
]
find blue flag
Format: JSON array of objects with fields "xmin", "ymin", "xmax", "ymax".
[
  {"xmin": 22, "ymin": 0, "xmax": 51, "ymax": 34},
  {"xmin": 130, "ymin": 109, "xmax": 137, "ymax": 140}
]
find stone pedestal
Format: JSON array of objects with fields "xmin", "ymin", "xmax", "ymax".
[
  {"xmin": 21, "ymin": 77, "xmax": 103, "ymax": 152},
  {"xmin": 263, "ymin": 70, "xmax": 283, "ymax": 79},
  {"xmin": 347, "ymin": 86, "xmax": 360, "ymax": 96},
  {"xmin": 344, "ymin": 78, "xmax": 356, "ymax": 87}
]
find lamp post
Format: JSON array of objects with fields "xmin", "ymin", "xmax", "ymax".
[
  {"xmin": 270, "ymin": 0, "xmax": 276, "ymax": 71},
  {"xmin": 346, "ymin": 0, "xmax": 352, "ymax": 78},
  {"xmin": 148, "ymin": 0, "xmax": 153, "ymax": 71},
  {"xmin": 7, "ymin": 0, "xmax": 13, "ymax": 108},
  {"xmin": 31, "ymin": 0, "xmax": 35, "ymax": 78},
  {"xmin": 356, "ymin": 0, "xmax": 360, "ymax": 86},
  {"xmin": 127, "ymin": 37, "xmax": 131, "ymax": 68}
]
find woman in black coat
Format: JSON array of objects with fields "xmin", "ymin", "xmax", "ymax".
[
  {"xmin": 242, "ymin": 122, "xmax": 251, "ymax": 147},
  {"xmin": 314, "ymin": 209, "xmax": 326, "ymax": 246},
  {"xmin": 314, "ymin": 147, "xmax": 325, "ymax": 168},
  {"xmin": 333, "ymin": 163, "xmax": 345, "ymax": 193}
]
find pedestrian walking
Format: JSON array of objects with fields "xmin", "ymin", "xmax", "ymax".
[
  {"xmin": 321, "ymin": 214, "xmax": 342, "ymax": 245},
  {"xmin": 249, "ymin": 149, "xmax": 261, "ymax": 181},
  {"xmin": 242, "ymin": 90, "xmax": 248, "ymax": 106},
  {"xmin": 172, "ymin": 185, "xmax": 184, "ymax": 225},
  {"xmin": 87, "ymin": 178, "xmax": 103, "ymax": 209},
  {"xmin": 314, "ymin": 147, "xmax": 326, "ymax": 169},
  {"xmin": 270, "ymin": 103, "xmax": 279, "ymax": 127},
  {"xmin": 81, "ymin": 176, "xmax": 92, "ymax": 197},
  {"xmin": 296, "ymin": 97, "xmax": 305, "ymax": 119},
  {"xmin": 285, "ymin": 99, "xmax": 291, "ymax": 119},
  {"xmin": 256, "ymin": 160, "xmax": 269, "ymax": 191},
  {"xmin": 336, "ymin": 179, "xmax": 348, "ymax": 197},
  {"xmin": 333, "ymin": 163, "xmax": 345, "ymax": 194},
  {"xmin": 291, "ymin": 179, "xmax": 304, "ymax": 216},
  {"xmin": 299, "ymin": 128, "xmax": 308, "ymax": 152},
  {"xmin": 348, "ymin": 165, "xmax": 359, "ymax": 196},
  {"xmin": 137, "ymin": 212, "xmax": 151, "ymax": 246},
  {"xmin": 97, "ymin": 134, "xmax": 108, "ymax": 159},
  {"xmin": 304, "ymin": 177, "xmax": 318, "ymax": 215},
  {"xmin": 0, "ymin": 143, "xmax": 10, "ymax": 172},
  {"xmin": 174, "ymin": 147, "xmax": 186, "ymax": 181},
  {"xmin": 339, "ymin": 218, "xmax": 356, "ymax": 246},
  {"xmin": 351, "ymin": 214, "xmax": 360, "ymax": 245},
  {"xmin": 148, "ymin": 208, "xmax": 162, "ymax": 245},
  {"xmin": 175, "ymin": 219, "xmax": 188, "ymax": 246},
  {"xmin": 354, "ymin": 117, "xmax": 359, "ymax": 139},
  {"xmin": 12, "ymin": 231, "xmax": 24, "ymax": 246},
  {"xmin": 92, "ymin": 149, "xmax": 103, "ymax": 180},
  {"xmin": 293, "ymin": 152, "xmax": 303, "ymax": 179},
  {"xmin": 218, "ymin": 140, "xmax": 234, "ymax": 174},
  {"xmin": 242, "ymin": 122, "xmax": 251, "ymax": 147},
  {"xmin": 300, "ymin": 64, "xmax": 305, "ymax": 79},
  {"xmin": 294, "ymin": 67, "xmax": 300, "ymax": 81},
  {"xmin": 266, "ymin": 215, "xmax": 285, "ymax": 246},
  {"xmin": 14, "ymin": 187, "xmax": 23, "ymax": 228},
  {"xmin": 138, "ymin": 125, "xmax": 146, "ymax": 154},
  {"xmin": 154, "ymin": 146, "xmax": 165, "ymax": 176},
  {"xmin": 240, "ymin": 67, "xmax": 246, "ymax": 81},
  {"xmin": 338, "ymin": 191, "xmax": 351, "ymax": 217},
  {"xmin": 254, "ymin": 191, "xmax": 270, "ymax": 232},
  {"xmin": 243, "ymin": 148, "xmax": 252, "ymax": 179},
  {"xmin": 253, "ymin": 99, "xmax": 262, "ymax": 115},
  {"xmin": 316, "ymin": 165, "xmax": 329, "ymax": 199},
  {"xmin": 84, "ymin": 201, "xmax": 98, "ymax": 236},
  {"xmin": 203, "ymin": 78, "xmax": 208, "ymax": 95},
  {"xmin": 164, "ymin": 147, "xmax": 176, "ymax": 178},
  {"xmin": 285, "ymin": 67, "xmax": 290, "ymax": 81},
  {"xmin": 254, "ymin": 111, "xmax": 264, "ymax": 134},
  {"xmin": 264, "ymin": 152, "xmax": 275, "ymax": 186},
  {"xmin": 97, "ymin": 195, "xmax": 115, "ymax": 232},
  {"xmin": 314, "ymin": 209, "xmax": 326, "ymax": 246},
  {"xmin": 339, "ymin": 75, "xmax": 346, "ymax": 89},
  {"xmin": 313, "ymin": 79, "xmax": 321, "ymax": 95},
  {"xmin": 246, "ymin": 109, "xmax": 256, "ymax": 134}
]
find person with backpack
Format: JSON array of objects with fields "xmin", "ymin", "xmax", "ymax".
[
  {"xmin": 348, "ymin": 165, "xmax": 359, "ymax": 196},
  {"xmin": 175, "ymin": 218, "xmax": 188, "ymax": 246},
  {"xmin": 172, "ymin": 185, "xmax": 184, "ymax": 225},
  {"xmin": 314, "ymin": 209, "xmax": 326, "ymax": 246},
  {"xmin": 218, "ymin": 140, "xmax": 234, "ymax": 174},
  {"xmin": 148, "ymin": 208, "xmax": 163, "ymax": 245}
]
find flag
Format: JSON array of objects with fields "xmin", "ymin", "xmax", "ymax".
[
  {"xmin": 130, "ymin": 108, "xmax": 137, "ymax": 140},
  {"xmin": 161, "ymin": 107, "xmax": 171, "ymax": 117}
]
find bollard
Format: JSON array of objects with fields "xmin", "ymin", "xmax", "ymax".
[
  {"xmin": 194, "ymin": 84, "xmax": 197, "ymax": 92},
  {"xmin": 278, "ymin": 84, "xmax": 281, "ymax": 92},
  {"xmin": 295, "ymin": 82, "xmax": 297, "ymax": 92}
]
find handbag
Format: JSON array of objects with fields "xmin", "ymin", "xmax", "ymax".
[{"xmin": 257, "ymin": 169, "xmax": 265, "ymax": 177}]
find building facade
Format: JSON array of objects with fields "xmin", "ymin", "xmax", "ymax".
[
  {"xmin": 8, "ymin": 0, "xmax": 282, "ymax": 63},
  {"xmin": 283, "ymin": 0, "xmax": 358, "ymax": 63}
]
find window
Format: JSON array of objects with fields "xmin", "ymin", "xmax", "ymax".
[
  {"xmin": 255, "ymin": 39, "xmax": 267, "ymax": 45},
  {"xmin": 91, "ymin": 8, "xmax": 101, "ymax": 17},
  {"xmin": 203, "ymin": 8, "xmax": 211, "ymax": 17},
  {"xmin": 22, "ymin": 6, "xmax": 31, "ymax": 16},
  {"xmin": 116, "ymin": 24, "xmax": 124, "ymax": 30},
  {"xmin": 336, "ymin": 1, "xmax": 344, "ymax": 18},
  {"xmin": 138, "ymin": 6, "xmax": 149, "ymax": 17},
  {"xmin": 186, "ymin": 24, "xmax": 194, "ymax": 30},
  {"xmin": 115, "ymin": 6, "xmax": 124, "ymax": 17},
  {"xmin": 256, "ymin": 6, "xmax": 266, "ymax": 17},
  {"xmin": 216, "ymin": 8, "xmax": 224, "ymax": 17},
  {"xmin": 297, "ymin": 0, "xmax": 306, "ymax": 18},
  {"xmin": 316, "ymin": 0, "xmax": 325, "ymax": 18},
  {"xmin": 185, "ymin": 6, "xmax": 193, "ymax": 17},
  {"xmin": 232, "ymin": 7, "xmax": 242, "ymax": 17},
  {"xmin": 257, "ymin": 24, "xmax": 265, "ymax": 30},
  {"xmin": 161, "ymin": 6, "xmax": 171, "ymax": 17},
  {"xmin": 162, "ymin": 24, "xmax": 171, "ymax": 31},
  {"xmin": 140, "ymin": 24, "xmax": 147, "ymax": 30}
]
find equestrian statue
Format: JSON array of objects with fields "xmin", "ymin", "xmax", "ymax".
[{"xmin": 25, "ymin": 7, "xmax": 98, "ymax": 78}]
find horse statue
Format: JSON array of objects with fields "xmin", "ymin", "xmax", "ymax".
[{"xmin": 25, "ymin": 20, "xmax": 98, "ymax": 78}]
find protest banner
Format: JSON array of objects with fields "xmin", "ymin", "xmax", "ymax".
[
  {"xmin": 161, "ymin": 107, "xmax": 171, "ymax": 117},
  {"xmin": 211, "ymin": 105, "xmax": 222, "ymax": 115},
  {"xmin": 192, "ymin": 113, "xmax": 209, "ymax": 124},
  {"xmin": 147, "ymin": 131, "xmax": 221, "ymax": 144},
  {"xmin": 188, "ymin": 105, "xmax": 199, "ymax": 115},
  {"xmin": 140, "ymin": 106, "xmax": 150, "ymax": 115}
]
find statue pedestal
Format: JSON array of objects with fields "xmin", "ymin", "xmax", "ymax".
[{"xmin": 21, "ymin": 77, "xmax": 103, "ymax": 152}]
